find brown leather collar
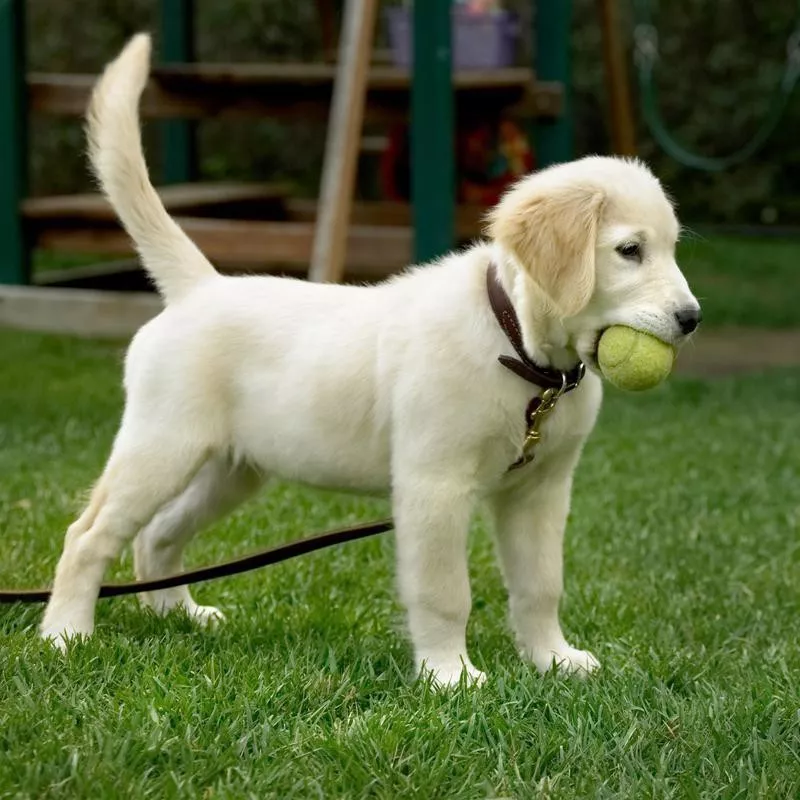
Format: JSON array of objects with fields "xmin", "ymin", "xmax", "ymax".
[{"xmin": 486, "ymin": 263, "xmax": 585, "ymax": 391}]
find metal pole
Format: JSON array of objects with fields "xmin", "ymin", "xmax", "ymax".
[
  {"xmin": 411, "ymin": 0, "xmax": 454, "ymax": 263},
  {"xmin": 160, "ymin": 0, "xmax": 196, "ymax": 184},
  {"xmin": 0, "ymin": 0, "xmax": 29, "ymax": 285},
  {"xmin": 535, "ymin": 0, "xmax": 574, "ymax": 166}
]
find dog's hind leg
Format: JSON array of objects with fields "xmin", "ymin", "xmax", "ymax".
[
  {"xmin": 133, "ymin": 457, "xmax": 263, "ymax": 624},
  {"xmin": 40, "ymin": 426, "xmax": 213, "ymax": 648}
]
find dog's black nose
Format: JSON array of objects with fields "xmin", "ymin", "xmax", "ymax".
[{"xmin": 675, "ymin": 306, "xmax": 702, "ymax": 335}]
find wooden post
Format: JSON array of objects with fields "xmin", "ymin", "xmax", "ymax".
[
  {"xmin": 411, "ymin": 0, "xmax": 454, "ymax": 263},
  {"xmin": 309, "ymin": 0, "xmax": 378, "ymax": 283},
  {"xmin": 597, "ymin": 0, "xmax": 637, "ymax": 155},
  {"xmin": 534, "ymin": 0, "xmax": 574, "ymax": 167},
  {"xmin": 0, "ymin": 0, "xmax": 29, "ymax": 285},
  {"xmin": 160, "ymin": 0, "xmax": 197, "ymax": 184}
]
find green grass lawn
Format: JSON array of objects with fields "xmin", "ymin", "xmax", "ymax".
[
  {"xmin": 1, "ymin": 330, "xmax": 799, "ymax": 798},
  {"xmin": 678, "ymin": 234, "xmax": 800, "ymax": 329}
]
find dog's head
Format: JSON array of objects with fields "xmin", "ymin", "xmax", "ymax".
[{"xmin": 487, "ymin": 156, "xmax": 700, "ymax": 369}]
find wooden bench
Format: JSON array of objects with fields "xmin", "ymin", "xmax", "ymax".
[
  {"xmin": 22, "ymin": 182, "xmax": 290, "ymax": 224},
  {"xmin": 28, "ymin": 65, "xmax": 562, "ymax": 124},
  {"xmin": 0, "ymin": 0, "xmax": 579, "ymax": 288},
  {"xmin": 24, "ymin": 63, "xmax": 558, "ymax": 282},
  {"xmin": 27, "ymin": 194, "xmax": 487, "ymax": 278}
]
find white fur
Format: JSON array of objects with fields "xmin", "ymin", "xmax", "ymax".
[{"xmin": 40, "ymin": 35, "xmax": 700, "ymax": 687}]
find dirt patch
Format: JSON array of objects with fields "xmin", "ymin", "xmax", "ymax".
[{"xmin": 675, "ymin": 327, "xmax": 800, "ymax": 376}]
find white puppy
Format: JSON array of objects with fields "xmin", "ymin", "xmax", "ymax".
[{"xmin": 40, "ymin": 34, "xmax": 701, "ymax": 686}]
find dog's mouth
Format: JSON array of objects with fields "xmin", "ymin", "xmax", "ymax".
[
  {"xmin": 581, "ymin": 329, "xmax": 605, "ymax": 372},
  {"xmin": 583, "ymin": 325, "xmax": 678, "ymax": 371}
]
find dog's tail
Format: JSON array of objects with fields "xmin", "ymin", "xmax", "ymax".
[{"xmin": 87, "ymin": 34, "xmax": 218, "ymax": 304}]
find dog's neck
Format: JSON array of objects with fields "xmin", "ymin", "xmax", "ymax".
[{"xmin": 490, "ymin": 245, "xmax": 580, "ymax": 371}]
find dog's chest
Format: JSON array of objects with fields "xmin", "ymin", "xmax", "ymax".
[{"xmin": 495, "ymin": 372, "xmax": 602, "ymax": 478}]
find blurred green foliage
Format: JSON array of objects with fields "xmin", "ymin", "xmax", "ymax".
[{"xmin": 23, "ymin": 0, "xmax": 800, "ymax": 223}]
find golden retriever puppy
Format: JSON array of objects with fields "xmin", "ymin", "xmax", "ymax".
[{"xmin": 40, "ymin": 35, "xmax": 700, "ymax": 687}]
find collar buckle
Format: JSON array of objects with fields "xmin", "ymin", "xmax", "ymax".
[
  {"xmin": 486, "ymin": 263, "xmax": 587, "ymax": 472},
  {"xmin": 511, "ymin": 375, "xmax": 567, "ymax": 470}
]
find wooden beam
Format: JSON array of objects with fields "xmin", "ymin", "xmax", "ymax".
[
  {"xmin": 0, "ymin": 285, "xmax": 162, "ymax": 338},
  {"xmin": 152, "ymin": 63, "xmax": 551, "ymax": 90},
  {"xmin": 309, "ymin": 0, "xmax": 378, "ymax": 283},
  {"xmin": 27, "ymin": 68, "xmax": 562, "ymax": 123},
  {"xmin": 26, "ymin": 194, "xmax": 486, "ymax": 237},
  {"xmin": 287, "ymin": 199, "xmax": 486, "ymax": 238},
  {"xmin": 597, "ymin": 0, "xmax": 637, "ymax": 155},
  {"xmin": 23, "ymin": 182, "xmax": 289, "ymax": 223},
  {"xmin": 32, "ymin": 218, "xmax": 413, "ymax": 277}
]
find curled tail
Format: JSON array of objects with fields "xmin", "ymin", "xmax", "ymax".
[{"xmin": 86, "ymin": 34, "xmax": 218, "ymax": 304}]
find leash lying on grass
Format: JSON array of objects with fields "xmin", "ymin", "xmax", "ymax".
[
  {"xmin": 0, "ymin": 518, "xmax": 394, "ymax": 604},
  {"xmin": 3, "ymin": 263, "xmax": 585, "ymax": 607}
]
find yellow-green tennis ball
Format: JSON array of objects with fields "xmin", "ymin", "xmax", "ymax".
[{"xmin": 597, "ymin": 326, "xmax": 675, "ymax": 392}]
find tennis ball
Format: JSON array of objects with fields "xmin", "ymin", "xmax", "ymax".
[{"xmin": 597, "ymin": 326, "xmax": 675, "ymax": 392}]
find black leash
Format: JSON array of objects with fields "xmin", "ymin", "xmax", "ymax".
[
  {"xmin": 1, "ymin": 265, "xmax": 584, "ymax": 608},
  {"xmin": 0, "ymin": 518, "xmax": 394, "ymax": 604}
]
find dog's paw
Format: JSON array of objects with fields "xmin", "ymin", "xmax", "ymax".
[
  {"xmin": 142, "ymin": 596, "xmax": 226, "ymax": 627},
  {"xmin": 419, "ymin": 659, "xmax": 487, "ymax": 690},
  {"xmin": 187, "ymin": 604, "xmax": 225, "ymax": 627},
  {"xmin": 39, "ymin": 621, "xmax": 92, "ymax": 652},
  {"xmin": 530, "ymin": 644, "xmax": 600, "ymax": 677}
]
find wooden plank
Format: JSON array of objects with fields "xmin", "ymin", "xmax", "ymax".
[
  {"xmin": 597, "ymin": 0, "xmax": 637, "ymax": 155},
  {"xmin": 287, "ymin": 199, "xmax": 486, "ymax": 238},
  {"xmin": 27, "ymin": 69, "xmax": 562, "ymax": 122},
  {"xmin": 360, "ymin": 134, "xmax": 389, "ymax": 153},
  {"xmin": 23, "ymin": 182, "xmax": 289, "ymax": 223},
  {"xmin": 32, "ymin": 218, "xmax": 413, "ymax": 277},
  {"xmin": 25, "ymin": 192, "xmax": 486, "ymax": 237},
  {"xmin": 309, "ymin": 0, "xmax": 378, "ymax": 283},
  {"xmin": 151, "ymin": 63, "xmax": 542, "ymax": 89},
  {"xmin": 34, "ymin": 258, "xmax": 145, "ymax": 289},
  {"xmin": 0, "ymin": 284, "xmax": 162, "ymax": 337}
]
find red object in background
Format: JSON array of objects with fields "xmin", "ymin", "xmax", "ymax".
[
  {"xmin": 381, "ymin": 119, "xmax": 535, "ymax": 205},
  {"xmin": 381, "ymin": 124, "xmax": 411, "ymax": 202},
  {"xmin": 459, "ymin": 118, "xmax": 535, "ymax": 205}
]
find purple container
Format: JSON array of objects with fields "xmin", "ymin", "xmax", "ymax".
[{"xmin": 386, "ymin": 7, "xmax": 518, "ymax": 70}]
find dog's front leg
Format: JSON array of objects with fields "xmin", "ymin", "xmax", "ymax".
[
  {"xmin": 392, "ymin": 476, "xmax": 485, "ymax": 688},
  {"xmin": 488, "ymin": 474, "xmax": 599, "ymax": 676}
]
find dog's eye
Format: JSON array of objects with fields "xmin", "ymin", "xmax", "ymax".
[{"xmin": 616, "ymin": 242, "xmax": 642, "ymax": 261}]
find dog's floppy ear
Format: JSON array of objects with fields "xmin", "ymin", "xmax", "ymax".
[{"xmin": 488, "ymin": 179, "xmax": 605, "ymax": 318}]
